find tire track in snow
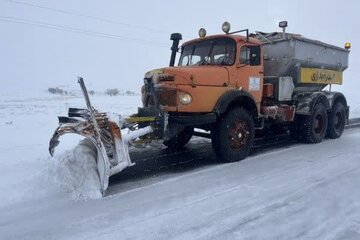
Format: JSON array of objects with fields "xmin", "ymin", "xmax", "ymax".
[
  {"xmin": 203, "ymin": 165, "xmax": 360, "ymax": 240},
  {"xmin": 90, "ymin": 136, "xmax": 360, "ymax": 240}
]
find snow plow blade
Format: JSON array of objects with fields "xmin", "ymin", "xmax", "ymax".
[{"xmin": 49, "ymin": 77, "xmax": 154, "ymax": 195}]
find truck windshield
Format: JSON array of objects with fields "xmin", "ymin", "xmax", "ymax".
[{"xmin": 178, "ymin": 38, "xmax": 236, "ymax": 66}]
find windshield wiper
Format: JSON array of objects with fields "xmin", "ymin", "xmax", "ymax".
[
  {"xmin": 217, "ymin": 57, "xmax": 229, "ymax": 66},
  {"xmin": 199, "ymin": 59, "xmax": 210, "ymax": 65},
  {"xmin": 199, "ymin": 41, "xmax": 215, "ymax": 65}
]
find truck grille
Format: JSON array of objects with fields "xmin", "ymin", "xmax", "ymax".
[{"xmin": 156, "ymin": 89, "xmax": 177, "ymax": 107}]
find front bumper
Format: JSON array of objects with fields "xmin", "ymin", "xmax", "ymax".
[
  {"xmin": 138, "ymin": 106, "xmax": 217, "ymax": 140},
  {"xmin": 169, "ymin": 112, "xmax": 217, "ymax": 126}
]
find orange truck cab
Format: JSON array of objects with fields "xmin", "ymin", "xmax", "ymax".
[
  {"xmin": 143, "ymin": 34, "xmax": 263, "ymax": 113},
  {"xmin": 140, "ymin": 21, "xmax": 350, "ymax": 162}
]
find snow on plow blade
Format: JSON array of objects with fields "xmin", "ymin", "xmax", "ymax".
[{"xmin": 49, "ymin": 77, "xmax": 153, "ymax": 195}]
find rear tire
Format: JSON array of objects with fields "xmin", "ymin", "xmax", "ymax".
[
  {"xmin": 327, "ymin": 102, "xmax": 346, "ymax": 139},
  {"xmin": 212, "ymin": 108, "xmax": 254, "ymax": 162},
  {"xmin": 300, "ymin": 103, "xmax": 328, "ymax": 143},
  {"xmin": 163, "ymin": 127, "xmax": 193, "ymax": 149}
]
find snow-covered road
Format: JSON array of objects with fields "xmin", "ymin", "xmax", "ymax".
[
  {"xmin": 1, "ymin": 93, "xmax": 360, "ymax": 240},
  {"xmin": 1, "ymin": 128, "xmax": 360, "ymax": 239}
]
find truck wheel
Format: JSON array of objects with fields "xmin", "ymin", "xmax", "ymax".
[
  {"xmin": 301, "ymin": 103, "xmax": 328, "ymax": 143},
  {"xmin": 163, "ymin": 127, "xmax": 193, "ymax": 149},
  {"xmin": 212, "ymin": 108, "xmax": 254, "ymax": 162},
  {"xmin": 327, "ymin": 102, "xmax": 346, "ymax": 139}
]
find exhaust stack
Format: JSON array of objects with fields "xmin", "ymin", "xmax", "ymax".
[{"xmin": 169, "ymin": 33, "xmax": 182, "ymax": 67}]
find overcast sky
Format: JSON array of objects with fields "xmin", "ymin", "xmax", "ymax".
[{"xmin": 1, "ymin": 0, "xmax": 359, "ymax": 100}]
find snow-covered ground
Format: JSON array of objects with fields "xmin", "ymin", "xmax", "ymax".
[
  {"xmin": 0, "ymin": 91, "xmax": 141, "ymax": 204},
  {"xmin": 1, "ymin": 90, "xmax": 360, "ymax": 240}
]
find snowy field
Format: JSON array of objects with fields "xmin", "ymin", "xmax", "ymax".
[
  {"xmin": 1, "ymin": 90, "xmax": 360, "ymax": 240},
  {"xmin": 0, "ymin": 91, "xmax": 141, "ymax": 205}
]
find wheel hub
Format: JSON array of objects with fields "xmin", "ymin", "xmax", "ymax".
[
  {"xmin": 314, "ymin": 114, "xmax": 324, "ymax": 134},
  {"xmin": 228, "ymin": 121, "xmax": 249, "ymax": 150}
]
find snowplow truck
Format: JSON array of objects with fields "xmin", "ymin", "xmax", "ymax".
[{"xmin": 49, "ymin": 21, "xmax": 350, "ymax": 195}]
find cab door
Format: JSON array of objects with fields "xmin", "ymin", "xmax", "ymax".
[{"xmin": 236, "ymin": 44, "xmax": 264, "ymax": 107}]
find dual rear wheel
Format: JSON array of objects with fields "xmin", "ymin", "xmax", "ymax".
[
  {"xmin": 293, "ymin": 101, "xmax": 346, "ymax": 143},
  {"xmin": 327, "ymin": 102, "xmax": 346, "ymax": 139}
]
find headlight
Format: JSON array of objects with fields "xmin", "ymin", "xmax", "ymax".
[
  {"xmin": 198, "ymin": 28, "xmax": 207, "ymax": 38},
  {"xmin": 179, "ymin": 92, "xmax": 192, "ymax": 105},
  {"xmin": 279, "ymin": 21, "xmax": 288, "ymax": 28},
  {"xmin": 222, "ymin": 21, "xmax": 231, "ymax": 34}
]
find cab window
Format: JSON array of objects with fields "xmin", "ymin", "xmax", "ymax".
[
  {"xmin": 179, "ymin": 38, "xmax": 236, "ymax": 66},
  {"xmin": 239, "ymin": 45, "xmax": 261, "ymax": 66}
]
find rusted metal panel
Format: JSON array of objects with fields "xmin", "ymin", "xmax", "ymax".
[
  {"xmin": 156, "ymin": 88, "xmax": 177, "ymax": 107},
  {"xmin": 260, "ymin": 105, "xmax": 295, "ymax": 122},
  {"xmin": 262, "ymin": 83, "xmax": 273, "ymax": 98}
]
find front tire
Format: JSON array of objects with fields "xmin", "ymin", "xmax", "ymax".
[
  {"xmin": 327, "ymin": 102, "xmax": 346, "ymax": 139},
  {"xmin": 163, "ymin": 127, "xmax": 193, "ymax": 149},
  {"xmin": 212, "ymin": 108, "xmax": 254, "ymax": 162}
]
